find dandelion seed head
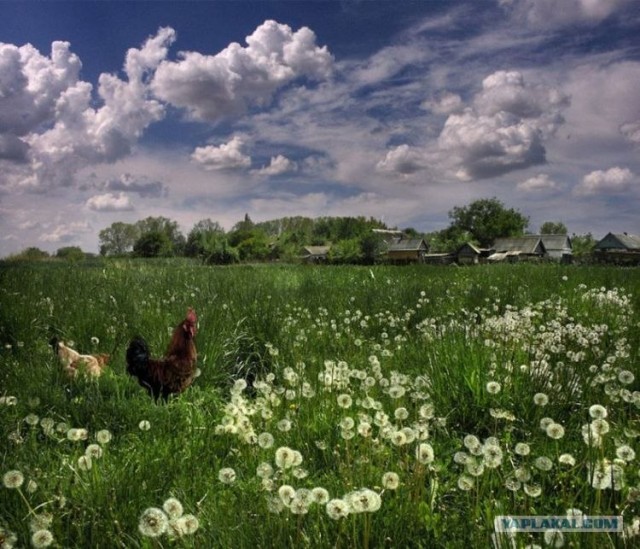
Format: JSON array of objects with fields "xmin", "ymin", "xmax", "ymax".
[
  {"xmin": 382, "ymin": 472, "xmax": 400, "ymax": 490},
  {"xmin": 533, "ymin": 393, "xmax": 549, "ymax": 406},
  {"xmin": 558, "ymin": 453, "xmax": 576, "ymax": 466},
  {"xmin": 77, "ymin": 455, "xmax": 92, "ymax": 471},
  {"xmin": 589, "ymin": 404, "xmax": 608, "ymax": 419},
  {"xmin": 218, "ymin": 467, "xmax": 236, "ymax": 484},
  {"xmin": 2, "ymin": 469, "xmax": 24, "ymax": 489},
  {"xmin": 544, "ymin": 529, "xmax": 565, "ymax": 548},
  {"xmin": 96, "ymin": 430, "xmax": 112, "ymax": 444},
  {"xmin": 85, "ymin": 444, "xmax": 103, "ymax": 459},
  {"xmin": 326, "ymin": 498, "xmax": 350, "ymax": 520},
  {"xmin": 311, "ymin": 487, "xmax": 330, "ymax": 504},
  {"xmin": 163, "ymin": 497, "xmax": 184, "ymax": 519},
  {"xmin": 138, "ymin": 507, "xmax": 168, "ymax": 538},
  {"xmin": 514, "ymin": 442, "xmax": 530, "ymax": 456},
  {"xmin": 457, "ymin": 475, "xmax": 474, "ymax": 491},
  {"xmin": 30, "ymin": 529, "xmax": 54, "ymax": 548},
  {"xmin": 486, "ymin": 381, "xmax": 501, "ymax": 395},
  {"xmin": 546, "ymin": 423, "xmax": 565, "ymax": 440}
]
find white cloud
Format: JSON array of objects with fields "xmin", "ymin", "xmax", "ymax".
[
  {"xmin": 376, "ymin": 145, "xmax": 425, "ymax": 176},
  {"xmin": 574, "ymin": 166, "xmax": 634, "ymax": 195},
  {"xmin": 98, "ymin": 173, "xmax": 167, "ymax": 197},
  {"xmin": 620, "ymin": 120, "xmax": 640, "ymax": 144},
  {"xmin": 39, "ymin": 221, "xmax": 91, "ymax": 243},
  {"xmin": 422, "ymin": 92, "xmax": 463, "ymax": 115},
  {"xmin": 151, "ymin": 20, "xmax": 333, "ymax": 122},
  {"xmin": 2, "ymin": 27, "xmax": 176, "ymax": 192},
  {"xmin": 500, "ymin": 0, "xmax": 632, "ymax": 27},
  {"xmin": 253, "ymin": 155, "xmax": 297, "ymax": 176},
  {"xmin": 86, "ymin": 192, "xmax": 134, "ymax": 211},
  {"xmin": 437, "ymin": 70, "xmax": 568, "ymax": 180},
  {"xmin": 517, "ymin": 173, "xmax": 559, "ymax": 192},
  {"xmin": 191, "ymin": 136, "xmax": 252, "ymax": 171}
]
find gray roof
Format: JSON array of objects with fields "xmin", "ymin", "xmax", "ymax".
[
  {"xmin": 596, "ymin": 233, "xmax": 640, "ymax": 251},
  {"xmin": 301, "ymin": 246, "xmax": 330, "ymax": 256},
  {"xmin": 540, "ymin": 234, "xmax": 572, "ymax": 251},
  {"xmin": 388, "ymin": 238, "xmax": 427, "ymax": 252},
  {"xmin": 492, "ymin": 236, "xmax": 545, "ymax": 254}
]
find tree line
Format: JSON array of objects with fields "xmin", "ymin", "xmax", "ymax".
[{"xmin": 4, "ymin": 198, "xmax": 597, "ymax": 263}]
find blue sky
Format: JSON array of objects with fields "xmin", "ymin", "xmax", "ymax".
[{"xmin": 1, "ymin": 0, "xmax": 639, "ymax": 256}]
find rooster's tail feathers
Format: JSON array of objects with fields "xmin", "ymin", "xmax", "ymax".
[{"xmin": 126, "ymin": 336, "xmax": 150, "ymax": 378}]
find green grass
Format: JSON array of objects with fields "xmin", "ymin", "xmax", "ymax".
[{"xmin": 1, "ymin": 260, "xmax": 639, "ymax": 548}]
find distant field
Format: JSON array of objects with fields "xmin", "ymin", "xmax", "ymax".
[{"xmin": 1, "ymin": 261, "xmax": 639, "ymax": 548}]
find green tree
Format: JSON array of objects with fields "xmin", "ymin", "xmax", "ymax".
[
  {"xmin": 133, "ymin": 231, "xmax": 173, "ymax": 257},
  {"xmin": 205, "ymin": 239, "xmax": 239, "ymax": 265},
  {"xmin": 56, "ymin": 246, "xmax": 85, "ymax": 262},
  {"xmin": 360, "ymin": 232, "xmax": 385, "ymax": 264},
  {"xmin": 7, "ymin": 247, "xmax": 50, "ymax": 261},
  {"xmin": 571, "ymin": 233, "xmax": 596, "ymax": 257},
  {"xmin": 540, "ymin": 221, "xmax": 568, "ymax": 235},
  {"xmin": 99, "ymin": 222, "xmax": 138, "ymax": 256},
  {"xmin": 185, "ymin": 219, "xmax": 225, "ymax": 258},
  {"xmin": 135, "ymin": 217, "xmax": 185, "ymax": 255},
  {"xmin": 328, "ymin": 238, "xmax": 363, "ymax": 264},
  {"xmin": 448, "ymin": 198, "xmax": 529, "ymax": 247}
]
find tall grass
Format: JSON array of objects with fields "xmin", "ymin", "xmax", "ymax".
[{"xmin": 1, "ymin": 260, "xmax": 639, "ymax": 547}]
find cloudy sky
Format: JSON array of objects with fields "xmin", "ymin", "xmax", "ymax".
[{"xmin": 1, "ymin": 0, "xmax": 639, "ymax": 256}]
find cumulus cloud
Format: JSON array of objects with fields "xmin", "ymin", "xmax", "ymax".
[
  {"xmin": 376, "ymin": 145, "xmax": 425, "ymax": 176},
  {"xmin": 499, "ymin": 0, "xmax": 632, "ymax": 27},
  {"xmin": 0, "ymin": 135, "xmax": 29, "ymax": 162},
  {"xmin": 86, "ymin": 192, "xmax": 134, "ymax": 211},
  {"xmin": 2, "ymin": 27, "xmax": 176, "ymax": 192},
  {"xmin": 437, "ymin": 70, "xmax": 568, "ymax": 180},
  {"xmin": 620, "ymin": 121, "xmax": 640, "ymax": 144},
  {"xmin": 422, "ymin": 92, "xmax": 463, "ymax": 115},
  {"xmin": 151, "ymin": 20, "xmax": 333, "ymax": 122},
  {"xmin": 0, "ymin": 41, "xmax": 82, "ymax": 136},
  {"xmin": 39, "ymin": 221, "xmax": 91, "ymax": 243},
  {"xmin": 574, "ymin": 166, "xmax": 635, "ymax": 195},
  {"xmin": 253, "ymin": 154, "xmax": 297, "ymax": 176},
  {"xmin": 99, "ymin": 173, "xmax": 167, "ymax": 198},
  {"xmin": 191, "ymin": 136, "xmax": 252, "ymax": 171},
  {"xmin": 517, "ymin": 173, "xmax": 559, "ymax": 192}
]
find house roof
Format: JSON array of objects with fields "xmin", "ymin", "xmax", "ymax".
[
  {"xmin": 387, "ymin": 238, "xmax": 427, "ymax": 252},
  {"xmin": 458, "ymin": 242, "xmax": 481, "ymax": 254},
  {"xmin": 301, "ymin": 246, "xmax": 330, "ymax": 256},
  {"xmin": 596, "ymin": 233, "xmax": 640, "ymax": 251},
  {"xmin": 540, "ymin": 234, "xmax": 572, "ymax": 251},
  {"xmin": 492, "ymin": 236, "xmax": 545, "ymax": 254}
]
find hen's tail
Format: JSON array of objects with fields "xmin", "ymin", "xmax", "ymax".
[{"xmin": 126, "ymin": 336, "xmax": 150, "ymax": 379}]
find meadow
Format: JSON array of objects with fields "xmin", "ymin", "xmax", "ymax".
[{"xmin": 1, "ymin": 260, "xmax": 639, "ymax": 548}]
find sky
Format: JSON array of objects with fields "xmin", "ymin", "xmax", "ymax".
[{"xmin": 1, "ymin": 0, "xmax": 639, "ymax": 256}]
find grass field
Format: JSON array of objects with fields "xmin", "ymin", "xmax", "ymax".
[{"xmin": 1, "ymin": 260, "xmax": 639, "ymax": 548}]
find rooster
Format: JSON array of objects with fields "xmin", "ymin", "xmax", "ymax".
[
  {"xmin": 126, "ymin": 308, "xmax": 198, "ymax": 400},
  {"xmin": 51, "ymin": 338, "xmax": 109, "ymax": 378}
]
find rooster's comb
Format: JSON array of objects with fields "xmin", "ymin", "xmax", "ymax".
[{"xmin": 186, "ymin": 308, "xmax": 197, "ymax": 324}]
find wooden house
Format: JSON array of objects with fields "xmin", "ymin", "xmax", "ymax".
[
  {"xmin": 593, "ymin": 233, "xmax": 640, "ymax": 265},
  {"xmin": 456, "ymin": 242, "xmax": 492, "ymax": 265},
  {"xmin": 385, "ymin": 237, "xmax": 429, "ymax": 263},
  {"xmin": 489, "ymin": 236, "xmax": 546, "ymax": 262},
  {"xmin": 300, "ymin": 245, "xmax": 330, "ymax": 263},
  {"xmin": 540, "ymin": 235, "xmax": 573, "ymax": 262}
]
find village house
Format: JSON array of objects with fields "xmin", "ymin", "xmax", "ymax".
[
  {"xmin": 385, "ymin": 237, "xmax": 429, "ymax": 263},
  {"xmin": 593, "ymin": 232, "xmax": 640, "ymax": 265},
  {"xmin": 456, "ymin": 242, "xmax": 492, "ymax": 265},
  {"xmin": 485, "ymin": 234, "xmax": 572, "ymax": 263},
  {"xmin": 300, "ymin": 245, "xmax": 330, "ymax": 263},
  {"xmin": 489, "ymin": 235, "xmax": 546, "ymax": 262}
]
